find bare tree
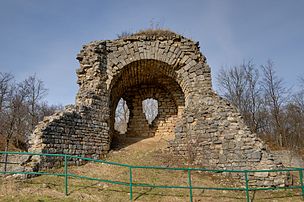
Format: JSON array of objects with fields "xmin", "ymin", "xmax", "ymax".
[
  {"xmin": 19, "ymin": 75, "xmax": 48, "ymax": 132},
  {"xmin": 294, "ymin": 76, "xmax": 304, "ymax": 110},
  {"xmin": 1, "ymin": 84, "xmax": 28, "ymax": 171},
  {"xmin": 217, "ymin": 61, "xmax": 304, "ymax": 150},
  {"xmin": 0, "ymin": 73, "xmax": 14, "ymax": 152},
  {"xmin": 260, "ymin": 60, "xmax": 289, "ymax": 146},
  {"xmin": 283, "ymin": 103, "xmax": 304, "ymax": 148},
  {"xmin": 283, "ymin": 76, "xmax": 304, "ymax": 148},
  {"xmin": 217, "ymin": 64, "xmax": 247, "ymax": 111},
  {"xmin": 0, "ymin": 73, "xmax": 14, "ymax": 112},
  {"xmin": 37, "ymin": 102, "xmax": 63, "ymax": 121},
  {"xmin": 242, "ymin": 61, "xmax": 264, "ymax": 133},
  {"xmin": 216, "ymin": 60, "xmax": 263, "ymax": 133},
  {"xmin": 0, "ymin": 72, "xmax": 60, "ymax": 171}
]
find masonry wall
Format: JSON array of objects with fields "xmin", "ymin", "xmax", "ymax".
[
  {"xmin": 170, "ymin": 94, "xmax": 285, "ymax": 186},
  {"xmin": 27, "ymin": 41, "xmax": 111, "ymax": 169},
  {"xmin": 28, "ymin": 106, "xmax": 110, "ymax": 169},
  {"xmin": 123, "ymin": 86, "xmax": 178, "ymax": 137}
]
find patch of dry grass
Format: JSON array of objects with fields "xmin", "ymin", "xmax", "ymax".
[
  {"xmin": 132, "ymin": 29, "xmax": 179, "ymax": 38},
  {"xmin": 117, "ymin": 28, "xmax": 181, "ymax": 40},
  {"xmin": 0, "ymin": 136, "xmax": 303, "ymax": 201}
]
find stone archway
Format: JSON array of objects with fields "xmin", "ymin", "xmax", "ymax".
[
  {"xmin": 109, "ymin": 59, "xmax": 185, "ymax": 138},
  {"xmin": 27, "ymin": 30, "xmax": 286, "ymax": 186}
]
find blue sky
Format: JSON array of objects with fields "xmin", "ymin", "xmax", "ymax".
[{"xmin": 0, "ymin": 0, "xmax": 303, "ymax": 105}]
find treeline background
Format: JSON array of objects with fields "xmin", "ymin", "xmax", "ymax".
[
  {"xmin": 216, "ymin": 60, "xmax": 304, "ymax": 151},
  {"xmin": 0, "ymin": 73, "xmax": 62, "ymax": 151}
]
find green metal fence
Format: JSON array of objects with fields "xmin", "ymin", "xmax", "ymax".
[{"xmin": 1, "ymin": 151, "xmax": 303, "ymax": 202}]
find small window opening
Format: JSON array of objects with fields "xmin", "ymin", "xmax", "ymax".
[
  {"xmin": 142, "ymin": 98, "xmax": 158, "ymax": 125},
  {"xmin": 114, "ymin": 98, "xmax": 129, "ymax": 134}
]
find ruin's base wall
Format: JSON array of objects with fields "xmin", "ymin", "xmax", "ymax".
[
  {"xmin": 27, "ymin": 106, "xmax": 110, "ymax": 169},
  {"xmin": 169, "ymin": 92, "xmax": 286, "ymax": 186}
]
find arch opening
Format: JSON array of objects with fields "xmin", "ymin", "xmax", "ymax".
[
  {"xmin": 142, "ymin": 98, "xmax": 158, "ymax": 125},
  {"xmin": 114, "ymin": 98, "xmax": 130, "ymax": 134}
]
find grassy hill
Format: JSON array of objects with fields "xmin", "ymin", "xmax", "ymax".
[{"xmin": 0, "ymin": 136, "xmax": 303, "ymax": 201}]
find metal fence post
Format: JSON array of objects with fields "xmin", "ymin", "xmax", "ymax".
[
  {"xmin": 245, "ymin": 171, "xmax": 250, "ymax": 202},
  {"xmin": 299, "ymin": 169, "xmax": 304, "ymax": 199},
  {"xmin": 64, "ymin": 154, "xmax": 68, "ymax": 196},
  {"xmin": 188, "ymin": 169, "xmax": 193, "ymax": 202},
  {"xmin": 129, "ymin": 167, "xmax": 133, "ymax": 201}
]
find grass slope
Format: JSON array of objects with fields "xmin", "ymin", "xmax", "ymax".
[{"xmin": 0, "ymin": 136, "xmax": 303, "ymax": 201}]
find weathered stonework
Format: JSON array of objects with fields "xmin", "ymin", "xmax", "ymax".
[{"xmin": 27, "ymin": 30, "xmax": 286, "ymax": 186}]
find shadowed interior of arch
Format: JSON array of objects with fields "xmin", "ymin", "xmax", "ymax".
[{"xmin": 110, "ymin": 59, "xmax": 185, "ymax": 139}]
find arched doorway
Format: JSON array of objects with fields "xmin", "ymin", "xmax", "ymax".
[{"xmin": 109, "ymin": 59, "xmax": 185, "ymax": 139}]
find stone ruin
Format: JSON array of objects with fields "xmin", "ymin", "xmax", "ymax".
[{"xmin": 27, "ymin": 30, "xmax": 286, "ymax": 186}]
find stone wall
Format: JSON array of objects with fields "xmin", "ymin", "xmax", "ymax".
[
  {"xmin": 123, "ymin": 85, "xmax": 179, "ymax": 137},
  {"xmin": 26, "ymin": 30, "xmax": 287, "ymax": 186},
  {"xmin": 27, "ymin": 105, "xmax": 110, "ymax": 169},
  {"xmin": 272, "ymin": 150, "xmax": 304, "ymax": 168},
  {"xmin": 170, "ymin": 94, "xmax": 285, "ymax": 186}
]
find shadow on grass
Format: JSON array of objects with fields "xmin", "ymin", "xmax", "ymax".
[{"xmin": 110, "ymin": 136, "xmax": 148, "ymax": 151}]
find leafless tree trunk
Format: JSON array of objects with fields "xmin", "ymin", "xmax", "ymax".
[
  {"xmin": 284, "ymin": 77, "xmax": 304, "ymax": 148},
  {"xmin": 0, "ymin": 73, "xmax": 14, "ymax": 172},
  {"xmin": 243, "ymin": 61, "xmax": 263, "ymax": 133},
  {"xmin": 0, "ymin": 73, "xmax": 13, "ymax": 112},
  {"xmin": 260, "ymin": 60, "xmax": 289, "ymax": 146},
  {"xmin": 217, "ymin": 64, "xmax": 247, "ymax": 111},
  {"xmin": 19, "ymin": 75, "xmax": 48, "ymax": 132},
  {"xmin": 2, "ymin": 84, "xmax": 27, "ymax": 171}
]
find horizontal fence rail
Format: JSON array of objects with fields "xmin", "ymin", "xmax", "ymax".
[{"xmin": 0, "ymin": 151, "xmax": 304, "ymax": 202}]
